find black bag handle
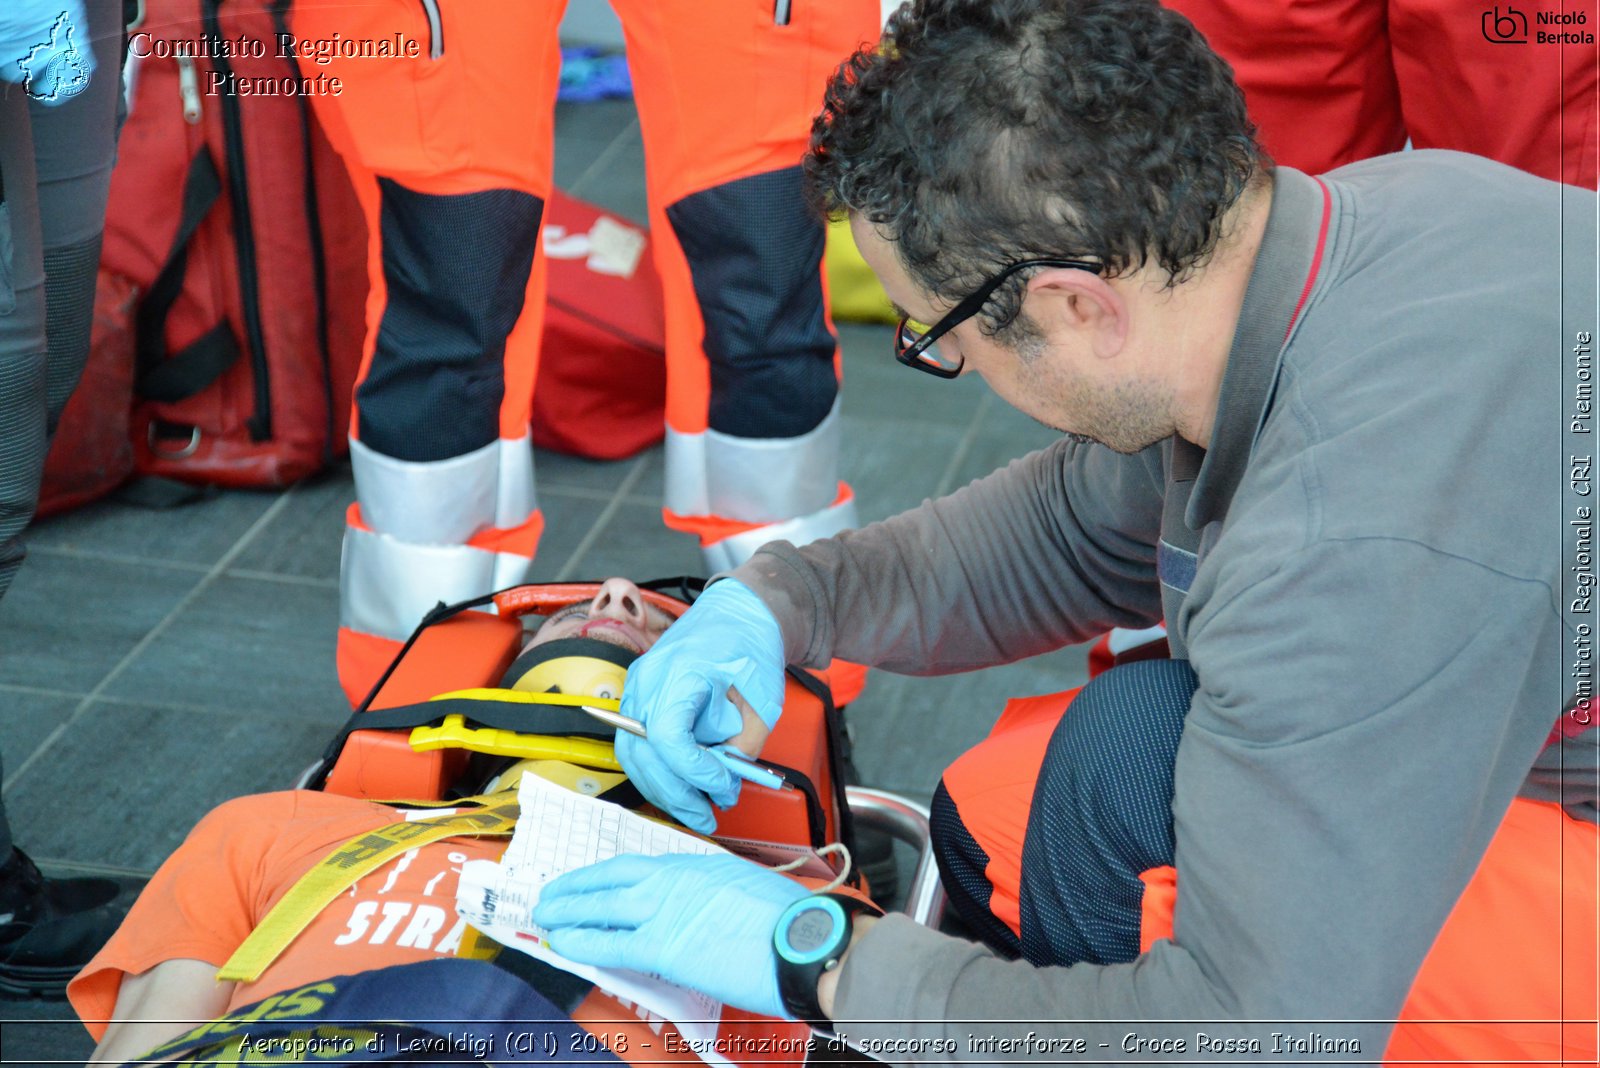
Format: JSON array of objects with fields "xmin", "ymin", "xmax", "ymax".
[{"xmin": 134, "ymin": 149, "xmax": 242, "ymax": 402}]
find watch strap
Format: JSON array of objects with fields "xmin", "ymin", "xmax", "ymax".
[{"xmin": 773, "ymin": 892, "xmax": 882, "ymax": 1028}]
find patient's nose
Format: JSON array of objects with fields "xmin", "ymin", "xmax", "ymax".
[{"xmin": 590, "ymin": 577, "xmax": 648, "ymax": 627}]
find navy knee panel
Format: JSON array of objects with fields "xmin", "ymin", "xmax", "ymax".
[{"xmin": 1017, "ymin": 659, "xmax": 1197, "ymax": 967}]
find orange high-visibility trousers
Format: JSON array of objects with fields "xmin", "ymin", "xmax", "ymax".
[
  {"xmin": 290, "ymin": 2, "xmax": 879, "ymax": 704},
  {"xmin": 1166, "ymin": 0, "xmax": 1597, "ymax": 188},
  {"xmin": 937, "ymin": 686, "xmax": 1599, "ymax": 1065},
  {"xmin": 1135, "ymin": 798, "xmax": 1600, "ymax": 1066}
]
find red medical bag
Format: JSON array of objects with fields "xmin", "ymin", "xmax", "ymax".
[{"xmin": 109, "ymin": 0, "xmax": 367, "ymax": 488}]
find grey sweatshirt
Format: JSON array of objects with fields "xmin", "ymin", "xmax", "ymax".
[{"xmin": 730, "ymin": 154, "xmax": 1599, "ymax": 1062}]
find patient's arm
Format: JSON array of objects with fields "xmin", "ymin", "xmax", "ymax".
[{"xmin": 90, "ymin": 959, "xmax": 234, "ymax": 1064}]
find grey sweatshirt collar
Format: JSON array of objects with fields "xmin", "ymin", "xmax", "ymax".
[{"xmin": 1188, "ymin": 167, "xmax": 1330, "ymax": 529}]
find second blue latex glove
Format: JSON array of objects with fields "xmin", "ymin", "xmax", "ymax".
[
  {"xmin": 0, "ymin": 1, "xmax": 95, "ymax": 103},
  {"xmin": 533, "ymin": 852, "xmax": 807, "ymax": 1019},
  {"xmin": 616, "ymin": 579, "xmax": 785, "ymax": 833}
]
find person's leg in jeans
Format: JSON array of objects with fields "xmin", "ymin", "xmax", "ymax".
[{"xmin": 0, "ymin": 0, "xmax": 130, "ymax": 998}]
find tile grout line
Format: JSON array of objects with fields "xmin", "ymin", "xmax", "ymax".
[
  {"xmin": 552, "ymin": 453, "xmax": 651, "ymax": 579},
  {"xmin": 930, "ymin": 390, "xmax": 994, "ymax": 500},
  {"xmin": 28, "ymin": 545, "xmax": 211, "ymax": 573},
  {"xmin": 0, "ymin": 681, "xmax": 276, "ymax": 719},
  {"xmin": 0, "ymin": 682, "xmax": 93, "ymax": 702},
  {"xmin": 2, "ymin": 492, "xmax": 298, "ymax": 795},
  {"xmin": 225, "ymin": 568, "xmax": 340, "ymax": 590},
  {"xmin": 567, "ymin": 116, "xmax": 641, "ymax": 202}
]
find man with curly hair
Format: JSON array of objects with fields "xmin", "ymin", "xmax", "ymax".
[{"xmin": 530, "ymin": 0, "xmax": 1599, "ymax": 1060}]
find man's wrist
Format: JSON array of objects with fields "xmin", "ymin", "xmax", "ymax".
[
  {"xmin": 774, "ymin": 895, "xmax": 880, "ymax": 1026},
  {"xmin": 816, "ymin": 914, "xmax": 876, "ymax": 1021}
]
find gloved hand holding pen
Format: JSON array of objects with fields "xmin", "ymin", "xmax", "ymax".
[
  {"xmin": 1, "ymin": 0, "xmax": 96, "ymax": 104},
  {"xmin": 615, "ymin": 579, "xmax": 787, "ymax": 833}
]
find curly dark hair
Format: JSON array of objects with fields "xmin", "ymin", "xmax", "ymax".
[{"xmin": 805, "ymin": 0, "xmax": 1263, "ymax": 333}]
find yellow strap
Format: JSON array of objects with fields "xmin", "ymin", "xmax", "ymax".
[
  {"xmin": 409, "ymin": 714, "xmax": 622, "ymax": 771},
  {"xmin": 216, "ymin": 792, "xmax": 521, "ymax": 983},
  {"xmin": 431, "ymin": 687, "xmax": 620, "ymax": 711}
]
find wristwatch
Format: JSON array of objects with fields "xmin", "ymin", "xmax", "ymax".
[{"xmin": 772, "ymin": 892, "xmax": 882, "ymax": 1027}]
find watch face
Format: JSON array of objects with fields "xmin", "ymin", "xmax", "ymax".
[{"xmin": 788, "ymin": 906, "xmax": 838, "ymax": 954}]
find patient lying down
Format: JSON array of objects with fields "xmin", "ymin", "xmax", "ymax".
[{"xmin": 72, "ymin": 578, "xmax": 773, "ymax": 1064}]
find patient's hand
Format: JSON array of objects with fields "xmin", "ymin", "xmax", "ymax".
[{"xmin": 724, "ymin": 686, "xmax": 773, "ymax": 758}]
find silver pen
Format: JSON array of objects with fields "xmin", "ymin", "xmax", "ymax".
[{"xmin": 580, "ymin": 704, "xmax": 790, "ymax": 791}]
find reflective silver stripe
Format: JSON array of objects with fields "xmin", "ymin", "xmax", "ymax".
[
  {"xmin": 350, "ymin": 434, "xmax": 537, "ymax": 545},
  {"xmin": 418, "ymin": 0, "xmax": 443, "ymax": 59},
  {"xmin": 663, "ymin": 429, "xmax": 709, "ymax": 516},
  {"xmin": 701, "ymin": 491, "xmax": 859, "ymax": 573},
  {"xmin": 340, "ymin": 524, "xmax": 534, "ymax": 641},
  {"xmin": 663, "ymin": 398, "xmax": 843, "ymax": 524}
]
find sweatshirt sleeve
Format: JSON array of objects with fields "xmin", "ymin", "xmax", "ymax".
[
  {"xmin": 831, "ymin": 537, "xmax": 1560, "ymax": 1062},
  {"xmin": 728, "ymin": 437, "xmax": 1168, "ymax": 673}
]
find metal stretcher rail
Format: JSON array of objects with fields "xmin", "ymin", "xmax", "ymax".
[{"xmin": 844, "ymin": 786, "xmax": 945, "ymax": 929}]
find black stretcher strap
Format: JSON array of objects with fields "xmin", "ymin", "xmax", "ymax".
[
  {"xmin": 320, "ymin": 576, "xmax": 837, "ymax": 849},
  {"xmin": 787, "ymin": 664, "xmax": 860, "ymax": 863},
  {"xmin": 324, "ymin": 697, "xmax": 613, "ymax": 762}
]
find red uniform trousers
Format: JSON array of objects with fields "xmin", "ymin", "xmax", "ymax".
[{"xmin": 1166, "ymin": 0, "xmax": 1597, "ymax": 188}]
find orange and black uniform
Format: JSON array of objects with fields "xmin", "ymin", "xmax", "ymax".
[{"xmin": 287, "ymin": 1, "xmax": 879, "ymax": 703}]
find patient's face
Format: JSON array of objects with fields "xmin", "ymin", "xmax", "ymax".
[{"xmin": 523, "ymin": 578, "xmax": 675, "ymax": 656}]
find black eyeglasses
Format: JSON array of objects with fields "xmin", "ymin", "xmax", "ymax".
[{"xmin": 894, "ymin": 257, "xmax": 1104, "ymax": 379}]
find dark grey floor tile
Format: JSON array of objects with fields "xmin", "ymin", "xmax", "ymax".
[
  {"xmin": 838, "ymin": 412, "xmax": 967, "ymax": 527},
  {"xmin": 526, "ymin": 491, "xmax": 610, "ymax": 581},
  {"xmin": 940, "ymin": 399, "xmax": 1063, "ymax": 495},
  {"xmin": 0, "ymin": 691, "xmax": 81, "ymax": 786},
  {"xmin": 1, "ymin": 702, "xmax": 330, "ymax": 871},
  {"xmin": 563, "ymin": 500, "xmax": 704, "ymax": 582},
  {"xmin": 0, "ymin": 558, "xmax": 199, "ymax": 693},
  {"xmin": 29, "ymin": 488, "xmax": 276, "ymax": 569},
  {"xmin": 0, "ymin": 1014, "xmax": 95, "ymax": 1068},
  {"xmin": 845, "ymin": 646, "xmax": 1091, "ymax": 794},
  {"xmin": 837, "ymin": 321, "xmax": 992, "ymax": 429},
  {"xmin": 229, "ymin": 468, "xmax": 351, "ymax": 583},
  {"xmin": 534, "ymin": 446, "xmax": 644, "ymax": 497},
  {"xmin": 629, "ymin": 446, "xmax": 666, "ymax": 506},
  {"xmin": 102, "ymin": 577, "xmax": 346, "ymax": 721},
  {"xmin": 568, "ymin": 124, "xmax": 648, "ymax": 225},
  {"xmin": 553, "ymin": 99, "xmax": 641, "ymax": 190}
]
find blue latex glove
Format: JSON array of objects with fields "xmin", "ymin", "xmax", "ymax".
[
  {"xmin": 533, "ymin": 853, "xmax": 807, "ymax": 1019},
  {"xmin": 0, "ymin": 1, "xmax": 96, "ymax": 104},
  {"xmin": 617, "ymin": 579, "xmax": 785, "ymax": 833}
]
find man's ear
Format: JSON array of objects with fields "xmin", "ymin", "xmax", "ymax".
[{"xmin": 1027, "ymin": 268, "xmax": 1128, "ymax": 358}]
